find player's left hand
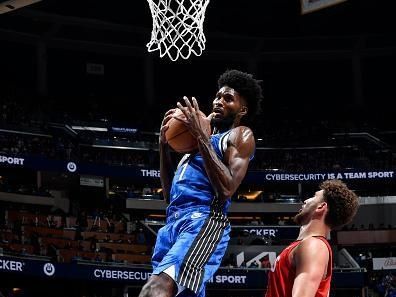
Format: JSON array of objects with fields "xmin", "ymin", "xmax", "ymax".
[{"xmin": 175, "ymin": 96, "xmax": 214, "ymax": 139}]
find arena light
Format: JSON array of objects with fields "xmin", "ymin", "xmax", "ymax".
[
  {"xmin": 0, "ymin": 0, "xmax": 42, "ymax": 14},
  {"xmin": 238, "ymin": 191, "xmax": 263, "ymax": 201},
  {"xmin": 71, "ymin": 126, "xmax": 108, "ymax": 132}
]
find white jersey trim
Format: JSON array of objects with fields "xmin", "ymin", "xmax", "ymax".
[{"xmin": 219, "ymin": 131, "xmax": 231, "ymax": 158}]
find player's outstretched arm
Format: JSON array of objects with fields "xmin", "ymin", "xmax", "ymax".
[
  {"xmin": 159, "ymin": 109, "xmax": 177, "ymax": 202},
  {"xmin": 292, "ymin": 237, "xmax": 330, "ymax": 297}
]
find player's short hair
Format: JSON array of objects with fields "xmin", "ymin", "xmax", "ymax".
[
  {"xmin": 217, "ymin": 69, "xmax": 263, "ymax": 119},
  {"xmin": 320, "ymin": 179, "xmax": 359, "ymax": 229}
]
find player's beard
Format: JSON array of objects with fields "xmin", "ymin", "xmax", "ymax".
[
  {"xmin": 293, "ymin": 211, "xmax": 309, "ymax": 225},
  {"xmin": 293, "ymin": 199, "xmax": 321, "ymax": 225},
  {"xmin": 293, "ymin": 205, "xmax": 315, "ymax": 226},
  {"xmin": 211, "ymin": 112, "xmax": 237, "ymax": 131}
]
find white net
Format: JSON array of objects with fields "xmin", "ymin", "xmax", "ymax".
[{"xmin": 146, "ymin": 0, "xmax": 210, "ymax": 61}]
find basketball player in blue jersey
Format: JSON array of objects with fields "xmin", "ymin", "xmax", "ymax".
[{"xmin": 138, "ymin": 69, "xmax": 263, "ymax": 297}]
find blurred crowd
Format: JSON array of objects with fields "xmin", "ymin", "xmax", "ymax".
[
  {"xmin": 1, "ymin": 125, "xmax": 395, "ymax": 173},
  {"xmin": 0, "ymin": 202, "xmax": 151, "ymax": 265}
]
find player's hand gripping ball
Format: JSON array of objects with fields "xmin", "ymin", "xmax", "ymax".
[{"xmin": 165, "ymin": 108, "xmax": 211, "ymax": 153}]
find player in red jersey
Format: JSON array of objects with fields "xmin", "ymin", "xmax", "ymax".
[{"xmin": 265, "ymin": 179, "xmax": 359, "ymax": 297}]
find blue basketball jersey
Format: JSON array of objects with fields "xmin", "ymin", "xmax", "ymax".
[
  {"xmin": 151, "ymin": 128, "xmax": 254, "ymax": 296},
  {"xmin": 167, "ymin": 130, "xmax": 230, "ymax": 215},
  {"xmin": 167, "ymin": 130, "xmax": 233, "ymax": 216}
]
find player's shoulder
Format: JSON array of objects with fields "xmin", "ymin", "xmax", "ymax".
[
  {"xmin": 227, "ymin": 126, "xmax": 255, "ymax": 154},
  {"xmin": 229, "ymin": 126, "xmax": 255, "ymax": 141},
  {"xmin": 291, "ymin": 237, "xmax": 330, "ymax": 267},
  {"xmin": 297, "ymin": 236, "xmax": 329, "ymax": 255}
]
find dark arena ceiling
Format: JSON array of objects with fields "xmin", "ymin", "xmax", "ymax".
[{"xmin": 0, "ymin": 0, "xmax": 395, "ymax": 124}]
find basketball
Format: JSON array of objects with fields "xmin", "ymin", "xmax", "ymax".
[{"xmin": 165, "ymin": 108, "xmax": 211, "ymax": 153}]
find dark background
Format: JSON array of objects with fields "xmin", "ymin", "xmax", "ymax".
[{"xmin": 1, "ymin": 0, "xmax": 395, "ymax": 133}]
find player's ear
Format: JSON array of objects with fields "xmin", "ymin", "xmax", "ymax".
[
  {"xmin": 317, "ymin": 202, "xmax": 328, "ymax": 213},
  {"xmin": 239, "ymin": 105, "xmax": 248, "ymax": 117}
]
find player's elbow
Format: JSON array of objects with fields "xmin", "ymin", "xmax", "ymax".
[
  {"xmin": 217, "ymin": 192, "xmax": 231, "ymax": 202},
  {"xmin": 213, "ymin": 176, "xmax": 238, "ymax": 202},
  {"xmin": 217, "ymin": 186, "xmax": 235, "ymax": 202}
]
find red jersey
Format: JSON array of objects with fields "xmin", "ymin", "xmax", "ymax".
[{"xmin": 265, "ymin": 236, "xmax": 332, "ymax": 297}]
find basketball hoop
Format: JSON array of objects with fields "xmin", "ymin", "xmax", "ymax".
[{"xmin": 146, "ymin": 0, "xmax": 210, "ymax": 61}]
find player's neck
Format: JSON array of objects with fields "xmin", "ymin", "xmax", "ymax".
[
  {"xmin": 212, "ymin": 123, "xmax": 236, "ymax": 134},
  {"xmin": 212, "ymin": 116, "xmax": 240, "ymax": 134},
  {"xmin": 297, "ymin": 220, "xmax": 330, "ymax": 240}
]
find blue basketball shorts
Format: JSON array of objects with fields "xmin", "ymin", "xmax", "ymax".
[{"xmin": 152, "ymin": 206, "xmax": 230, "ymax": 297}]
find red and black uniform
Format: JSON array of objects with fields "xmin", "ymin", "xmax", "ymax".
[{"xmin": 265, "ymin": 236, "xmax": 332, "ymax": 297}]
